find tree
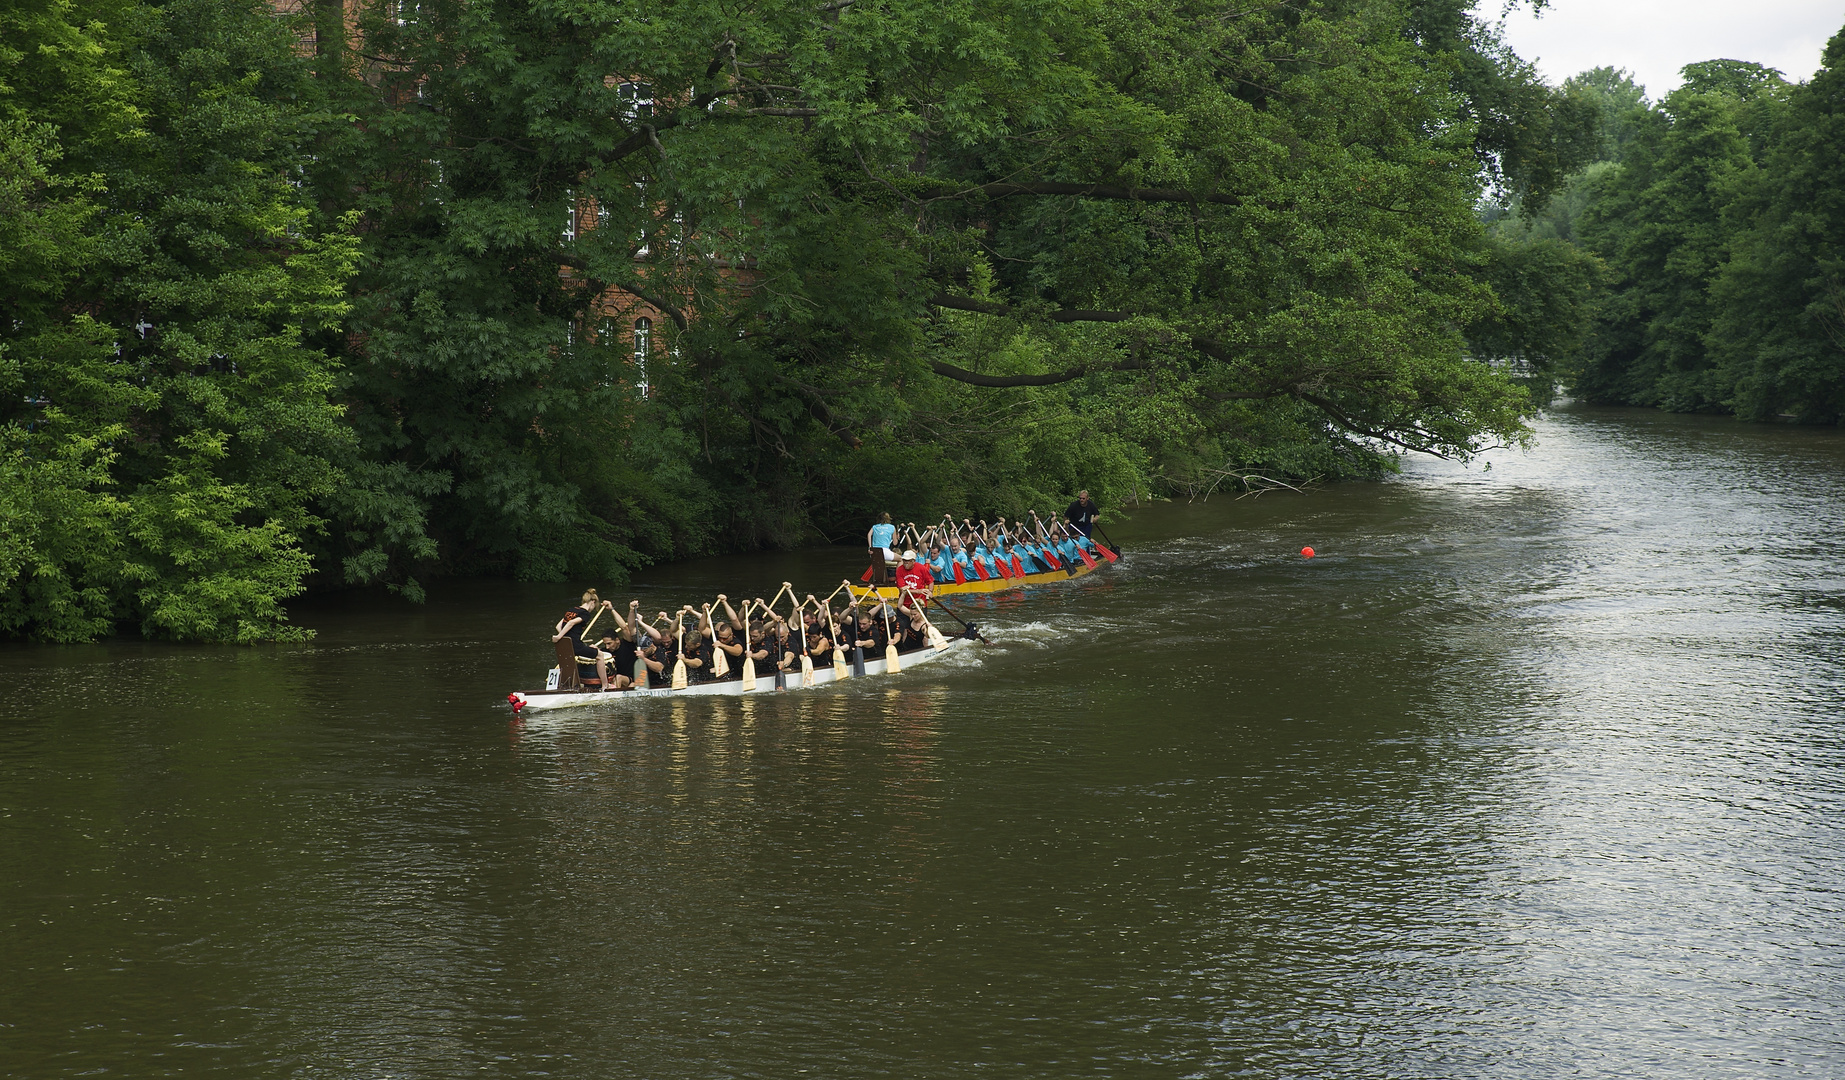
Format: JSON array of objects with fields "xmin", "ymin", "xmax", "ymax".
[
  {"xmin": 1, "ymin": 0, "xmax": 134, "ymax": 640},
  {"xmin": 1564, "ymin": 66, "xmax": 1649, "ymax": 163},
  {"xmin": 2, "ymin": 0, "xmax": 359, "ymax": 642},
  {"xmin": 1569, "ymin": 56, "xmax": 1802, "ymax": 412},
  {"xmin": 1706, "ymin": 32, "xmax": 1845, "ymax": 422}
]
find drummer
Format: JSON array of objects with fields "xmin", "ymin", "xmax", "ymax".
[
  {"xmin": 867, "ymin": 513, "xmax": 897, "ymax": 584},
  {"xmin": 553, "ymin": 589, "xmax": 615, "ymax": 689}
]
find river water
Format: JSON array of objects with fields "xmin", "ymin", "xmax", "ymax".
[{"xmin": 3, "ymin": 404, "xmax": 1843, "ymax": 1078}]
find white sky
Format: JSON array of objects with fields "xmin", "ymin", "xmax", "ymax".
[{"xmin": 1496, "ymin": 0, "xmax": 1843, "ymax": 98}]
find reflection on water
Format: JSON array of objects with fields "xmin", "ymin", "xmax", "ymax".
[{"xmin": 2, "ymin": 404, "xmax": 1843, "ymax": 1078}]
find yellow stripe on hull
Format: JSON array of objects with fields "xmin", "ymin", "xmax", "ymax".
[{"xmin": 857, "ymin": 558, "xmax": 1101, "ymax": 598}]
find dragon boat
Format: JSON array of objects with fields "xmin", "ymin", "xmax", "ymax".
[
  {"xmin": 860, "ymin": 540, "xmax": 1120, "ymax": 598},
  {"xmin": 509, "ymin": 635, "xmax": 974, "ymax": 713}
]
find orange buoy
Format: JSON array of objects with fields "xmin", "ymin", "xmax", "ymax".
[{"xmin": 1301, "ymin": 546, "xmax": 1315, "ymax": 558}]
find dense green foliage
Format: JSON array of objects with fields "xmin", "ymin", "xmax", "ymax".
[
  {"xmin": 1498, "ymin": 33, "xmax": 1845, "ymax": 422},
  {"xmin": 3, "ymin": 0, "xmax": 358, "ymax": 641},
  {"xmin": 5, "ymin": 0, "xmax": 1602, "ymax": 641}
]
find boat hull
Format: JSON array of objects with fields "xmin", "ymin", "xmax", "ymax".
[{"xmin": 510, "ymin": 637, "xmax": 969, "ymax": 712}]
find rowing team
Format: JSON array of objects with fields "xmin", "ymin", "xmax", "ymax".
[
  {"xmin": 869, "ymin": 511, "xmax": 1106, "ymax": 584},
  {"xmin": 551, "ymin": 583, "xmax": 959, "ymax": 693}
]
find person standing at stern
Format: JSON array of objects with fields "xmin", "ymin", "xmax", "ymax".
[{"xmin": 867, "ymin": 513, "xmax": 898, "ymax": 584}]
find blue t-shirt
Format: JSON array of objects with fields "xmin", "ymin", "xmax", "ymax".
[{"xmin": 870, "ymin": 522, "xmax": 896, "ymax": 549}]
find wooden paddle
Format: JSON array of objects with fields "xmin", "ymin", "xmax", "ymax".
[
  {"xmin": 902, "ymin": 588, "xmax": 950, "ymax": 650},
  {"xmin": 579, "ymin": 598, "xmax": 610, "ymax": 638},
  {"xmin": 671, "ymin": 617, "xmax": 688, "ymax": 689},
  {"xmin": 770, "ymin": 603, "xmax": 788, "ymax": 690},
  {"xmin": 705, "ymin": 604, "xmax": 730, "ymax": 677},
  {"xmin": 764, "ymin": 582, "xmax": 793, "ymax": 617},
  {"xmin": 879, "ymin": 593, "xmax": 901, "ymax": 673},
  {"xmin": 740, "ymin": 603, "xmax": 757, "ymax": 692},
  {"xmin": 794, "ymin": 597, "xmax": 816, "ymax": 684},
  {"xmin": 843, "ymin": 580, "xmax": 867, "ymax": 676},
  {"xmin": 926, "ymin": 594, "xmax": 991, "ymax": 645},
  {"xmin": 814, "ymin": 593, "xmax": 848, "ymax": 681}
]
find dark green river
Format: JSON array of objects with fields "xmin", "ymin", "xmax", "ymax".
[{"xmin": 4, "ymin": 404, "xmax": 1843, "ymax": 1078}]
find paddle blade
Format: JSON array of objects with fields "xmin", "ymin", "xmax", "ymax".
[
  {"xmin": 886, "ymin": 643, "xmax": 901, "ymax": 673},
  {"xmin": 1094, "ymin": 542, "xmax": 1118, "ymax": 563},
  {"xmin": 634, "ymin": 658, "xmax": 648, "ymax": 686},
  {"xmin": 801, "ymin": 655, "xmax": 815, "ymax": 682},
  {"xmin": 851, "ymin": 646, "xmax": 866, "ymax": 677},
  {"xmin": 834, "ymin": 657, "xmax": 850, "ymax": 680},
  {"xmin": 741, "ymin": 658, "xmax": 756, "ymax": 690},
  {"xmin": 1076, "ymin": 544, "xmax": 1098, "ymax": 569},
  {"xmin": 713, "ymin": 647, "xmax": 729, "ymax": 676},
  {"xmin": 927, "ymin": 625, "xmax": 948, "ymax": 650},
  {"xmin": 860, "ymin": 565, "xmax": 875, "ymax": 582},
  {"xmin": 1011, "ymin": 555, "xmax": 1026, "ymax": 577},
  {"xmin": 1041, "ymin": 548, "xmax": 1062, "ymax": 569},
  {"xmin": 671, "ymin": 658, "xmax": 687, "ymax": 690},
  {"xmin": 953, "ymin": 562, "xmax": 967, "ymax": 584}
]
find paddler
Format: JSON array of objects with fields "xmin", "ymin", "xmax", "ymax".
[
  {"xmin": 766, "ymin": 611, "xmax": 800, "ymax": 678},
  {"xmin": 970, "ymin": 525, "xmax": 997, "ymax": 579},
  {"xmin": 705, "ymin": 595, "xmax": 748, "ymax": 680},
  {"xmin": 892, "ymin": 592, "xmax": 931, "ymax": 652},
  {"xmin": 633, "ymin": 637, "xmax": 668, "ymax": 688},
  {"xmin": 847, "ymin": 601, "xmax": 886, "ymax": 656},
  {"xmin": 803, "ymin": 595, "xmax": 836, "ymax": 666},
  {"xmin": 585, "ymin": 599, "xmax": 643, "ymax": 691},
  {"xmin": 925, "ymin": 542, "xmax": 948, "ymax": 580},
  {"xmin": 590, "ymin": 636, "xmax": 634, "ymax": 690},
  {"xmin": 945, "ymin": 535, "xmax": 970, "ymax": 580}
]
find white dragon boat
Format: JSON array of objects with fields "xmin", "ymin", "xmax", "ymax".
[{"xmin": 508, "ymin": 636, "xmax": 974, "ymax": 713}]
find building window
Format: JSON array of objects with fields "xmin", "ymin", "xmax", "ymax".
[
  {"xmin": 634, "ymin": 316, "xmax": 652, "ymax": 396},
  {"xmin": 617, "ymin": 82, "xmax": 654, "ymax": 120}
]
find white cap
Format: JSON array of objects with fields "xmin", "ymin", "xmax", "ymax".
[{"xmin": 901, "ymin": 549, "xmax": 918, "ymax": 560}]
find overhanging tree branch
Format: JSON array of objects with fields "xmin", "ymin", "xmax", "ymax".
[
  {"xmin": 928, "ymin": 294, "xmax": 1464, "ymax": 453},
  {"xmin": 917, "ymin": 181, "xmax": 1247, "ymax": 206},
  {"xmin": 929, "ymin": 293, "xmax": 1134, "ymax": 323},
  {"xmin": 1296, "ymin": 392, "xmax": 1451, "ymax": 456},
  {"xmin": 555, "ymin": 251, "xmax": 690, "ymax": 329},
  {"xmin": 929, "ymin": 358, "xmax": 1149, "ymax": 387},
  {"xmin": 613, "ymin": 282, "xmax": 690, "ymax": 330}
]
